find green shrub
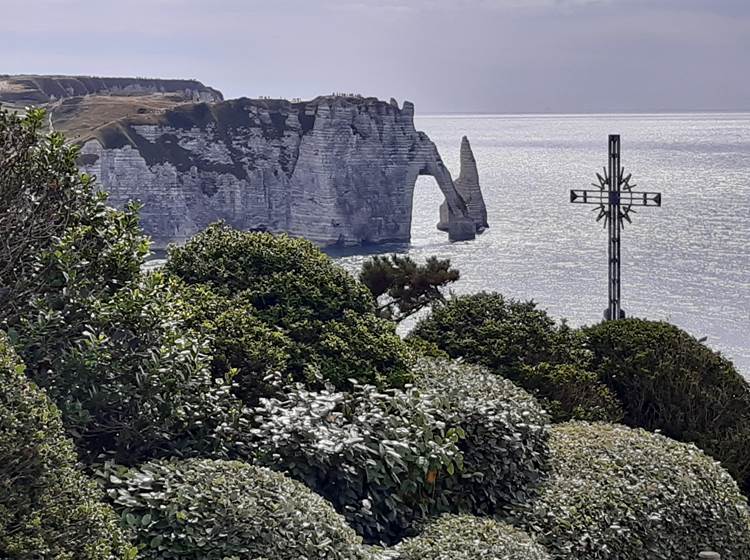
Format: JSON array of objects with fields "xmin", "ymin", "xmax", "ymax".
[
  {"xmin": 166, "ymin": 223, "xmax": 413, "ymax": 390},
  {"xmin": 13, "ymin": 273, "xmax": 249, "ymax": 464},
  {"xmin": 313, "ymin": 310, "xmax": 414, "ymax": 388},
  {"xmin": 0, "ymin": 107, "xmax": 147, "ymax": 327},
  {"xmin": 0, "ymin": 107, "xmax": 148, "ymax": 328},
  {"xmin": 183, "ymin": 283, "xmax": 293, "ymax": 405},
  {"xmin": 410, "ymin": 293, "xmax": 608, "ymax": 422},
  {"xmin": 517, "ymin": 363, "xmax": 623, "ymax": 422},
  {"xmin": 403, "ymin": 336, "xmax": 449, "ymax": 360},
  {"xmin": 413, "ymin": 358, "xmax": 549, "ymax": 515},
  {"xmin": 107, "ymin": 458, "xmax": 369, "ymax": 560},
  {"xmin": 250, "ymin": 381, "xmax": 464, "ymax": 544},
  {"xmin": 410, "ymin": 292, "xmax": 587, "ymax": 375},
  {"xmin": 395, "ymin": 515, "xmax": 550, "ymax": 560},
  {"xmin": 0, "ymin": 333, "xmax": 133, "ymax": 560},
  {"xmin": 515, "ymin": 422, "xmax": 750, "ymax": 560},
  {"xmin": 583, "ymin": 319, "xmax": 750, "ymax": 491},
  {"xmin": 165, "ymin": 222, "xmax": 373, "ymax": 317},
  {"xmin": 251, "ymin": 359, "xmax": 549, "ymax": 543}
]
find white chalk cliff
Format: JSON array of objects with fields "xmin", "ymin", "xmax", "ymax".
[
  {"xmin": 438, "ymin": 136, "xmax": 489, "ymax": 233},
  {"xmin": 78, "ymin": 95, "xmax": 488, "ymax": 248}
]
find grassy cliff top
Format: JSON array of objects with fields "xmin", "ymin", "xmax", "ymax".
[{"xmin": 0, "ymin": 74, "xmax": 223, "ymax": 107}]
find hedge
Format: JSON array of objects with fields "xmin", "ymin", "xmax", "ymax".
[
  {"xmin": 395, "ymin": 515, "xmax": 550, "ymax": 560},
  {"xmin": 584, "ymin": 319, "xmax": 750, "ymax": 491},
  {"xmin": 107, "ymin": 458, "xmax": 369, "ymax": 560},
  {"xmin": 413, "ymin": 358, "xmax": 549, "ymax": 515},
  {"xmin": 166, "ymin": 223, "xmax": 413, "ymax": 390},
  {"xmin": 0, "ymin": 334, "xmax": 133, "ymax": 560},
  {"xmin": 516, "ymin": 422, "xmax": 750, "ymax": 560}
]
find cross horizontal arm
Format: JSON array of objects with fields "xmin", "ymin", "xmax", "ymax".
[{"xmin": 570, "ymin": 189, "xmax": 662, "ymax": 207}]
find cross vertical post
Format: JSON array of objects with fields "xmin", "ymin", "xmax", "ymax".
[
  {"xmin": 608, "ymin": 134, "xmax": 622, "ymax": 320},
  {"xmin": 570, "ymin": 135, "xmax": 662, "ymax": 321}
]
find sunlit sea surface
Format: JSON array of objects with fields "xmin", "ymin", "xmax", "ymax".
[{"xmin": 333, "ymin": 113, "xmax": 750, "ymax": 377}]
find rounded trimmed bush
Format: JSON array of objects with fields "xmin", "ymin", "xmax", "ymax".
[
  {"xmin": 409, "ymin": 293, "xmax": 607, "ymax": 422},
  {"xmin": 165, "ymin": 222, "xmax": 374, "ymax": 317},
  {"xmin": 583, "ymin": 318, "xmax": 750, "ymax": 491},
  {"xmin": 250, "ymin": 381, "xmax": 465, "ymax": 544},
  {"xmin": 516, "ymin": 422, "xmax": 750, "ymax": 560},
  {"xmin": 395, "ymin": 515, "xmax": 550, "ymax": 560},
  {"xmin": 517, "ymin": 362, "xmax": 623, "ymax": 422},
  {"xmin": 251, "ymin": 359, "xmax": 550, "ymax": 543},
  {"xmin": 0, "ymin": 334, "xmax": 133, "ymax": 560},
  {"xmin": 107, "ymin": 458, "xmax": 369, "ymax": 560},
  {"xmin": 413, "ymin": 358, "xmax": 549, "ymax": 515},
  {"xmin": 410, "ymin": 292, "xmax": 587, "ymax": 376},
  {"xmin": 166, "ymin": 223, "xmax": 413, "ymax": 390}
]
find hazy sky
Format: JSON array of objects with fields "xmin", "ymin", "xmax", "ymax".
[{"xmin": 2, "ymin": 0, "xmax": 749, "ymax": 113}]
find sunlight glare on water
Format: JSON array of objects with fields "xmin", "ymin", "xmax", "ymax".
[{"xmin": 335, "ymin": 113, "xmax": 750, "ymax": 377}]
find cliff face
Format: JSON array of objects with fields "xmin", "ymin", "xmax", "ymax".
[
  {"xmin": 0, "ymin": 75, "xmax": 223, "ymax": 106},
  {"xmin": 79, "ymin": 96, "xmax": 484, "ymax": 248}
]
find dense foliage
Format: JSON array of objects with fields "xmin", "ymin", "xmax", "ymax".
[
  {"xmin": 410, "ymin": 292, "xmax": 618, "ymax": 421},
  {"xmin": 413, "ymin": 358, "xmax": 549, "ymax": 515},
  {"xmin": 0, "ymin": 107, "xmax": 148, "ymax": 327},
  {"xmin": 182, "ymin": 283, "xmax": 293, "ymax": 405},
  {"xmin": 0, "ymin": 334, "xmax": 133, "ymax": 560},
  {"xmin": 165, "ymin": 222, "xmax": 373, "ymax": 314},
  {"xmin": 250, "ymin": 379, "xmax": 463, "ymax": 544},
  {"xmin": 165, "ymin": 223, "xmax": 413, "ymax": 390},
  {"xmin": 13, "ymin": 273, "xmax": 250, "ymax": 465},
  {"xmin": 107, "ymin": 459, "xmax": 368, "ymax": 560},
  {"xmin": 359, "ymin": 254, "xmax": 459, "ymax": 322},
  {"xmin": 411, "ymin": 292, "xmax": 586, "ymax": 374},
  {"xmin": 251, "ymin": 358, "xmax": 549, "ymax": 544},
  {"xmin": 584, "ymin": 319, "xmax": 750, "ymax": 491},
  {"xmin": 517, "ymin": 362, "xmax": 623, "ymax": 422},
  {"xmin": 395, "ymin": 515, "xmax": 550, "ymax": 560},
  {"xmin": 516, "ymin": 422, "xmax": 750, "ymax": 560}
]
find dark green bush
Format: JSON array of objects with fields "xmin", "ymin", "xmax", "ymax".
[
  {"xmin": 251, "ymin": 359, "xmax": 549, "ymax": 544},
  {"xmin": 13, "ymin": 272, "xmax": 250, "ymax": 465},
  {"xmin": 410, "ymin": 292, "xmax": 587, "ymax": 376},
  {"xmin": 0, "ymin": 334, "xmax": 134, "ymax": 560},
  {"xmin": 395, "ymin": 515, "xmax": 550, "ymax": 560},
  {"xmin": 583, "ymin": 319, "xmax": 750, "ymax": 491},
  {"xmin": 107, "ymin": 458, "xmax": 369, "ymax": 560},
  {"xmin": 183, "ymin": 283, "xmax": 293, "ymax": 405},
  {"xmin": 165, "ymin": 222, "xmax": 373, "ymax": 316},
  {"xmin": 515, "ymin": 422, "xmax": 750, "ymax": 560},
  {"xmin": 166, "ymin": 223, "xmax": 413, "ymax": 390},
  {"xmin": 313, "ymin": 310, "xmax": 414, "ymax": 388},
  {"xmin": 250, "ymin": 380, "xmax": 464, "ymax": 544},
  {"xmin": 413, "ymin": 358, "xmax": 549, "ymax": 515},
  {"xmin": 0, "ymin": 107, "xmax": 148, "ymax": 328},
  {"xmin": 410, "ymin": 293, "xmax": 602, "ymax": 422},
  {"xmin": 517, "ymin": 362, "xmax": 623, "ymax": 422}
]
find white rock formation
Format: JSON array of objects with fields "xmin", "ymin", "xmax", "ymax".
[
  {"xmin": 78, "ymin": 96, "xmax": 484, "ymax": 248},
  {"xmin": 438, "ymin": 136, "xmax": 489, "ymax": 233}
]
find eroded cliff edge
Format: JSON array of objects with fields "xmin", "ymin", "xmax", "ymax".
[{"xmin": 78, "ymin": 95, "xmax": 486, "ymax": 248}]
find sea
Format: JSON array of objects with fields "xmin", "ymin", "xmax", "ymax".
[{"xmin": 332, "ymin": 113, "xmax": 750, "ymax": 377}]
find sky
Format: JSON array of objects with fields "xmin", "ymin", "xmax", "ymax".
[{"xmin": 2, "ymin": 0, "xmax": 749, "ymax": 113}]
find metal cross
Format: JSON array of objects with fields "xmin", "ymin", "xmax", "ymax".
[{"xmin": 570, "ymin": 135, "xmax": 662, "ymax": 321}]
